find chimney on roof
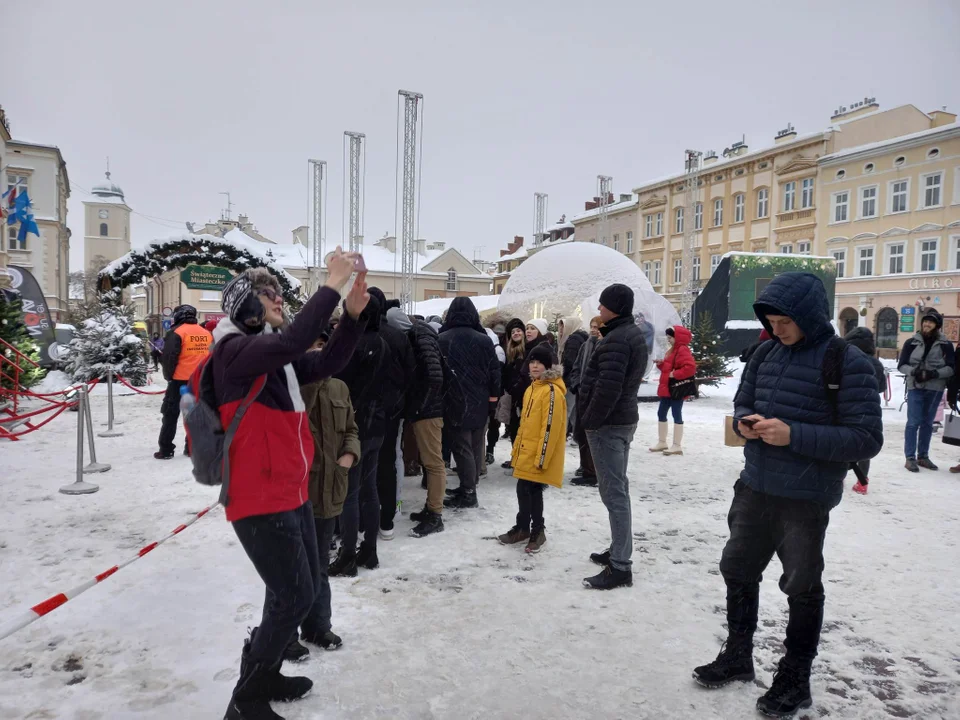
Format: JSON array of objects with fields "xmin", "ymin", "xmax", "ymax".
[
  {"xmin": 585, "ymin": 200, "xmax": 598, "ymax": 210},
  {"xmin": 292, "ymin": 225, "xmax": 308, "ymax": 246},
  {"xmin": 929, "ymin": 108, "xmax": 957, "ymax": 127},
  {"xmin": 703, "ymin": 150, "xmax": 718, "ymax": 166},
  {"xmin": 775, "ymin": 123, "xmax": 797, "ymax": 144},
  {"xmin": 830, "ymin": 96, "xmax": 879, "ymax": 122},
  {"xmin": 619, "ymin": 193, "xmax": 632, "ymax": 202}
]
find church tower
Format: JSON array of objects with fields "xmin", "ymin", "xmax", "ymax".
[{"xmin": 83, "ymin": 169, "xmax": 131, "ymax": 271}]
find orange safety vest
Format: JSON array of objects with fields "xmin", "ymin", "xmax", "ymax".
[{"xmin": 173, "ymin": 324, "xmax": 214, "ymax": 380}]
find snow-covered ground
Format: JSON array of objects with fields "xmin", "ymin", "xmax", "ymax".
[{"xmin": 1, "ymin": 371, "xmax": 958, "ymax": 719}]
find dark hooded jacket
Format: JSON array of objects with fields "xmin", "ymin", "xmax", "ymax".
[
  {"xmin": 897, "ymin": 308, "xmax": 955, "ymax": 393},
  {"xmin": 334, "ymin": 295, "xmax": 388, "ymax": 435},
  {"xmin": 387, "ymin": 308, "xmax": 444, "ymax": 421},
  {"xmin": 367, "ymin": 288, "xmax": 416, "ymax": 420},
  {"xmin": 438, "ymin": 297, "xmax": 501, "ymax": 430},
  {"xmin": 735, "ymin": 272, "xmax": 883, "ymax": 508},
  {"xmin": 577, "ymin": 314, "xmax": 648, "ymax": 432},
  {"xmin": 843, "ymin": 327, "xmax": 886, "ymax": 391}
]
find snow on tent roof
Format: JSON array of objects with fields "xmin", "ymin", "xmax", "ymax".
[{"xmin": 413, "ymin": 295, "xmax": 500, "ymax": 318}]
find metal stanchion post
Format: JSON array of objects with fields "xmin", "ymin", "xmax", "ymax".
[
  {"xmin": 99, "ymin": 367, "xmax": 124, "ymax": 438},
  {"xmin": 60, "ymin": 387, "xmax": 100, "ymax": 495},
  {"xmin": 83, "ymin": 384, "xmax": 111, "ymax": 473}
]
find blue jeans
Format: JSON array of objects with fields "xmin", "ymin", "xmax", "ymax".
[
  {"xmin": 657, "ymin": 397, "xmax": 684, "ymax": 424},
  {"xmin": 232, "ymin": 502, "xmax": 320, "ymax": 666},
  {"xmin": 586, "ymin": 424, "xmax": 637, "ymax": 572},
  {"xmin": 904, "ymin": 389, "xmax": 943, "ymax": 459}
]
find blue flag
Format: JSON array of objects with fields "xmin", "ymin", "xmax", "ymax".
[{"xmin": 12, "ymin": 191, "xmax": 40, "ymax": 240}]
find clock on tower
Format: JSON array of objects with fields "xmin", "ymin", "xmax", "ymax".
[{"xmin": 99, "ymin": 208, "xmax": 109, "ymax": 219}]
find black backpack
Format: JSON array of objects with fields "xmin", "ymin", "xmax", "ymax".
[
  {"xmin": 184, "ymin": 356, "xmax": 266, "ymax": 505},
  {"xmin": 735, "ymin": 336, "xmax": 872, "ymax": 484},
  {"xmin": 439, "ymin": 353, "xmax": 467, "ymax": 427}
]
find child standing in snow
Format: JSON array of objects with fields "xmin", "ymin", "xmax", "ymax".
[{"xmin": 498, "ymin": 344, "xmax": 567, "ymax": 554}]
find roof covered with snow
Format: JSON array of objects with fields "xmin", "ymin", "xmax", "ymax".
[
  {"xmin": 324, "ymin": 240, "xmax": 490, "ymax": 278},
  {"xmin": 413, "ymin": 295, "xmax": 500, "ymax": 318},
  {"xmin": 83, "ymin": 194, "xmax": 129, "ymax": 207},
  {"xmin": 498, "ymin": 246, "xmax": 528, "ymax": 263},
  {"xmin": 820, "ymin": 121, "xmax": 960, "ymax": 163},
  {"xmin": 570, "ymin": 196, "xmax": 638, "ymax": 223}
]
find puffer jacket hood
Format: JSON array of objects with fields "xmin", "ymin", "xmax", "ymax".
[
  {"xmin": 442, "ymin": 297, "xmax": 482, "ymax": 332},
  {"xmin": 844, "ymin": 326, "xmax": 876, "ymax": 356},
  {"xmin": 754, "ymin": 272, "xmax": 833, "ymax": 346},
  {"xmin": 560, "ymin": 316, "xmax": 583, "ymax": 341},
  {"xmin": 669, "ymin": 325, "xmax": 692, "ymax": 346}
]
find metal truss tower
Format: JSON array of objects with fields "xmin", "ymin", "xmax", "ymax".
[
  {"xmin": 597, "ymin": 175, "xmax": 613, "ymax": 246},
  {"xmin": 398, "ymin": 90, "xmax": 423, "ymax": 312},
  {"xmin": 308, "ymin": 159, "xmax": 326, "ymax": 270},
  {"xmin": 533, "ymin": 192, "xmax": 548, "ymax": 247},
  {"xmin": 680, "ymin": 150, "xmax": 702, "ymax": 324},
  {"xmin": 344, "ymin": 131, "xmax": 365, "ymax": 253}
]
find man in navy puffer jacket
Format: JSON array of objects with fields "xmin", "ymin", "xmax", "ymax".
[{"xmin": 693, "ymin": 272, "xmax": 882, "ymax": 718}]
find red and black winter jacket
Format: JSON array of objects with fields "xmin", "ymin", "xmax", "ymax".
[
  {"xmin": 211, "ymin": 287, "xmax": 364, "ymax": 522},
  {"xmin": 656, "ymin": 325, "xmax": 696, "ymax": 399}
]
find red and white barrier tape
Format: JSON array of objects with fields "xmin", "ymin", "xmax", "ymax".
[
  {"xmin": 0, "ymin": 503, "xmax": 219, "ymax": 641},
  {"xmin": 115, "ymin": 375, "xmax": 165, "ymax": 395}
]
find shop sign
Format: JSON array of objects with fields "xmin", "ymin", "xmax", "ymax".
[{"xmin": 909, "ymin": 277, "xmax": 954, "ymax": 290}]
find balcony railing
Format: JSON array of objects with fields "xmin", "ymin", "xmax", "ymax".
[{"xmin": 776, "ymin": 208, "xmax": 816, "ymax": 225}]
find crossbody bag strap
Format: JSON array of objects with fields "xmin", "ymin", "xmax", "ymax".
[{"xmin": 218, "ymin": 374, "xmax": 268, "ymax": 506}]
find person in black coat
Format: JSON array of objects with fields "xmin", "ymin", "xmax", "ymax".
[
  {"xmin": 843, "ymin": 326, "xmax": 886, "ymax": 493},
  {"xmin": 331, "ymin": 295, "xmax": 387, "ymax": 576},
  {"xmin": 367, "ymin": 288, "xmax": 417, "ymax": 541},
  {"xmin": 438, "ymin": 297, "xmax": 501, "ymax": 508},
  {"xmin": 386, "ymin": 307, "xmax": 446, "ymax": 537},
  {"xmin": 578, "ymin": 284, "xmax": 649, "ymax": 591},
  {"xmin": 559, "ymin": 316, "xmax": 589, "ymax": 439}
]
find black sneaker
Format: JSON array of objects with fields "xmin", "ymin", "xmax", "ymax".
[
  {"xmin": 574, "ymin": 467, "xmax": 584, "ymax": 478},
  {"xmin": 444, "ymin": 490, "xmax": 478, "ymax": 509},
  {"xmin": 261, "ymin": 664, "xmax": 313, "ymax": 703},
  {"xmin": 225, "ymin": 699, "xmax": 283, "ymax": 720},
  {"xmin": 356, "ymin": 542, "xmax": 379, "ymax": 570},
  {"xmin": 329, "ymin": 549, "xmax": 357, "ymax": 578},
  {"xmin": 905, "ymin": 458, "xmax": 920, "ymax": 473},
  {"xmin": 445, "ymin": 485, "xmax": 464, "ymax": 497},
  {"xmin": 572, "ymin": 476, "xmax": 598, "ymax": 487},
  {"xmin": 302, "ymin": 629, "xmax": 342, "ymax": 651},
  {"xmin": 485, "ymin": 452, "xmax": 495, "ymax": 465},
  {"xmin": 590, "ymin": 550, "xmax": 611, "ymax": 567},
  {"xmin": 501, "ymin": 460, "xmax": 513, "ymax": 469},
  {"xmin": 410, "ymin": 510, "xmax": 445, "ymax": 538},
  {"xmin": 582, "ymin": 566, "xmax": 632, "ymax": 590},
  {"xmin": 282, "ymin": 638, "xmax": 310, "ymax": 663},
  {"xmin": 918, "ymin": 456, "xmax": 939, "ymax": 470},
  {"xmin": 692, "ymin": 640, "xmax": 756, "ymax": 688},
  {"xmin": 755, "ymin": 659, "xmax": 812, "ymax": 718},
  {"xmin": 153, "ymin": 450, "xmax": 174, "ymax": 460}
]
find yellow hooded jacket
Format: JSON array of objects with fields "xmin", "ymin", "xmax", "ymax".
[{"xmin": 511, "ymin": 365, "xmax": 567, "ymax": 488}]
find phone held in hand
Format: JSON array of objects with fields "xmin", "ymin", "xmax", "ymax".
[
  {"xmin": 738, "ymin": 417, "xmax": 759, "ymax": 428},
  {"xmin": 353, "ymin": 255, "xmax": 367, "ymax": 272}
]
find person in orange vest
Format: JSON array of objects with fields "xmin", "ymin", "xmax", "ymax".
[{"xmin": 155, "ymin": 305, "xmax": 213, "ymax": 459}]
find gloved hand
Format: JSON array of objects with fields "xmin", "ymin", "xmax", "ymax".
[{"xmin": 915, "ymin": 368, "xmax": 933, "ymax": 384}]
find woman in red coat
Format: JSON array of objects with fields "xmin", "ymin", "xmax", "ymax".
[{"xmin": 649, "ymin": 325, "xmax": 696, "ymax": 456}]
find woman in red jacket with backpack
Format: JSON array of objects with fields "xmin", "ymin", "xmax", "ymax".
[{"xmin": 649, "ymin": 325, "xmax": 697, "ymax": 456}]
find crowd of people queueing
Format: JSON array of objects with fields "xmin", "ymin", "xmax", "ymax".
[{"xmin": 150, "ymin": 255, "xmax": 891, "ymax": 720}]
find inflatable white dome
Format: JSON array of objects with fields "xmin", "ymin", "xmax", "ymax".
[{"xmin": 497, "ymin": 243, "xmax": 654, "ymax": 322}]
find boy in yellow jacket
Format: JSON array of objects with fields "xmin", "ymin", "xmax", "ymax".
[{"xmin": 499, "ymin": 344, "xmax": 567, "ymax": 553}]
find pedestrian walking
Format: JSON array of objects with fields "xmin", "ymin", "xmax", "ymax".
[
  {"xmin": 149, "ymin": 332, "xmax": 163, "ymax": 371},
  {"xmin": 649, "ymin": 325, "xmax": 697, "ymax": 456}
]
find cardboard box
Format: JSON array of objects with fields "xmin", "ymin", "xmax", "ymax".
[{"xmin": 725, "ymin": 415, "xmax": 746, "ymax": 447}]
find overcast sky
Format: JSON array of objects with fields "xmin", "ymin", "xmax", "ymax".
[{"xmin": 7, "ymin": 0, "xmax": 960, "ymax": 273}]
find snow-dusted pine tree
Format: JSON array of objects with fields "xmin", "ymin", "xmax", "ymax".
[
  {"xmin": 65, "ymin": 304, "xmax": 148, "ymax": 385},
  {"xmin": 0, "ymin": 292, "xmax": 45, "ymax": 390},
  {"xmin": 690, "ymin": 311, "xmax": 731, "ymax": 389}
]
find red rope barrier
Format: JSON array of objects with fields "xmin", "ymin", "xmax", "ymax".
[
  {"xmin": 115, "ymin": 375, "xmax": 165, "ymax": 395},
  {"xmin": 0, "ymin": 401, "xmax": 75, "ymax": 440}
]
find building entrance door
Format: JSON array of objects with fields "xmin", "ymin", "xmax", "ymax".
[{"xmin": 876, "ymin": 307, "xmax": 899, "ymax": 349}]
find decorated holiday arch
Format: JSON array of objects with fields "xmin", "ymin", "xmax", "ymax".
[{"xmin": 97, "ymin": 234, "xmax": 303, "ymax": 307}]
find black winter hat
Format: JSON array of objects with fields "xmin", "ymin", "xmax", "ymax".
[
  {"xmin": 921, "ymin": 308, "xmax": 943, "ymax": 330},
  {"xmin": 173, "ymin": 304, "xmax": 198, "ymax": 325},
  {"xmin": 527, "ymin": 343, "xmax": 557, "ymax": 369},
  {"xmin": 599, "ymin": 283, "xmax": 634, "ymax": 317},
  {"xmin": 505, "ymin": 318, "xmax": 526, "ymax": 336}
]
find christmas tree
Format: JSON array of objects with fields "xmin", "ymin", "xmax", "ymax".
[
  {"xmin": 690, "ymin": 311, "xmax": 731, "ymax": 388},
  {"xmin": 0, "ymin": 291, "xmax": 45, "ymax": 390},
  {"xmin": 65, "ymin": 303, "xmax": 148, "ymax": 386}
]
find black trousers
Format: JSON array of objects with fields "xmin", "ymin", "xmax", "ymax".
[
  {"xmin": 578, "ymin": 438, "xmax": 596, "ymax": 478},
  {"xmin": 377, "ymin": 416, "xmax": 402, "ymax": 531},
  {"xmin": 856, "ymin": 459, "xmax": 870, "ymax": 485},
  {"xmin": 516, "ymin": 479, "xmax": 545, "ymax": 533},
  {"xmin": 487, "ymin": 416, "xmax": 501, "ymax": 454},
  {"xmin": 720, "ymin": 481, "xmax": 830, "ymax": 666},
  {"xmin": 158, "ymin": 380, "xmax": 187, "ymax": 453},
  {"xmin": 450, "ymin": 426, "xmax": 485, "ymax": 492},
  {"xmin": 232, "ymin": 502, "xmax": 320, "ymax": 666}
]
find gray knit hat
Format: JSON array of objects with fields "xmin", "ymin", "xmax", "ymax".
[{"xmin": 222, "ymin": 268, "xmax": 281, "ymax": 327}]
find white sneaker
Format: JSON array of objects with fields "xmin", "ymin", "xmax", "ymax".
[{"xmin": 379, "ymin": 528, "xmax": 395, "ymax": 541}]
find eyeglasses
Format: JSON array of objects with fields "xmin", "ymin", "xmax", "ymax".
[{"xmin": 257, "ymin": 287, "xmax": 282, "ymax": 303}]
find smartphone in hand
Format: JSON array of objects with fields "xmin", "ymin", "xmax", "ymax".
[
  {"xmin": 354, "ymin": 255, "xmax": 367, "ymax": 273},
  {"xmin": 738, "ymin": 417, "xmax": 760, "ymax": 428}
]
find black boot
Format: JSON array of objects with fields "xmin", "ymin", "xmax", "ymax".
[
  {"xmin": 281, "ymin": 638, "xmax": 309, "ymax": 664},
  {"xmin": 445, "ymin": 485, "xmax": 464, "ymax": 497},
  {"xmin": 582, "ymin": 566, "xmax": 632, "ymax": 590},
  {"xmin": 410, "ymin": 509, "xmax": 444, "ymax": 538},
  {"xmin": 444, "ymin": 489, "xmax": 478, "ymax": 509},
  {"xmin": 572, "ymin": 475, "xmax": 598, "ymax": 487},
  {"xmin": 409, "ymin": 504, "xmax": 430, "ymax": 523},
  {"xmin": 755, "ymin": 659, "xmax": 812, "ymax": 718},
  {"xmin": 692, "ymin": 638, "xmax": 756, "ymax": 688},
  {"xmin": 329, "ymin": 548, "xmax": 357, "ymax": 578},
  {"xmin": 356, "ymin": 541, "xmax": 379, "ymax": 570},
  {"xmin": 485, "ymin": 452, "xmax": 495, "ymax": 465},
  {"xmin": 224, "ymin": 630, "xmax": 312, "ymax": 720},
  {"xmin": 302, "ymin": 629, "xmax": 343, "ymax": 651},
  {"xmin": 589, "ymin": 550, "xmax": 611, "ymax": 567},
  {"xmin": 154, "ymin": 449, "xmax": 174, "ymax": 460}
]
